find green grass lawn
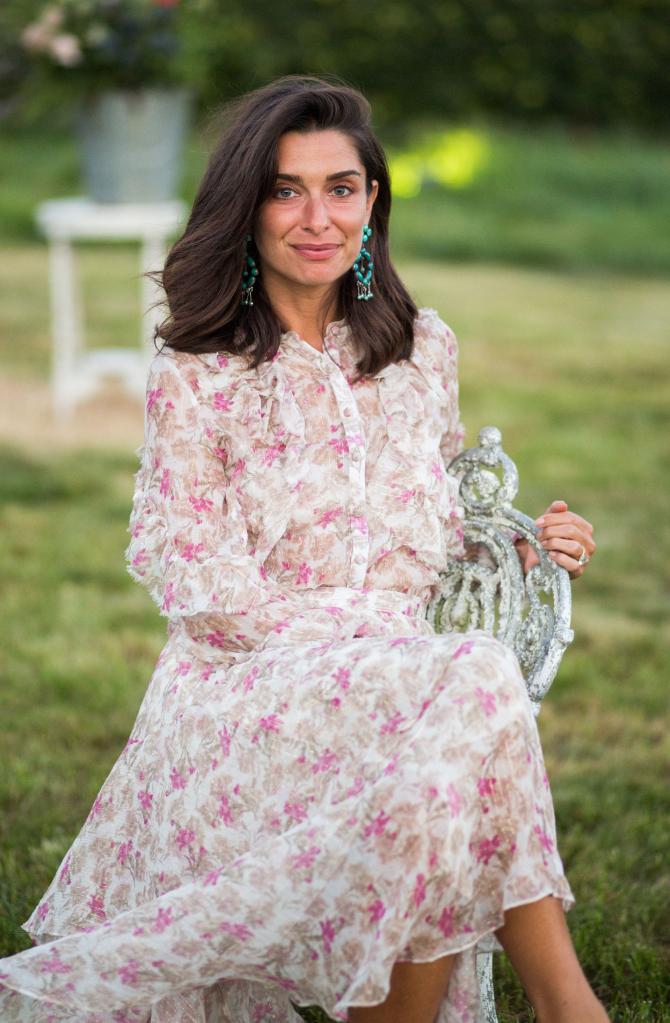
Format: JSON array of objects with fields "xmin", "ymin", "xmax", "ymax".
[{"xmin": 0, "ymin": 243, "xmax": 668, "ymax": 1021}]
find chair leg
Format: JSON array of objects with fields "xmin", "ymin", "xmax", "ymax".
[{"xmin": 476, "ymin": 952, "xmax": 499, "ymax": 1023}]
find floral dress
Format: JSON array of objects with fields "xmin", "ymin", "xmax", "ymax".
[{"xmin": 0, "ymin": 307, "xmax": 574, "ymax": 1023}]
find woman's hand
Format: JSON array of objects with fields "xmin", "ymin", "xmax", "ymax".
[{"xmin": 514, "ymin": 500, "xmax": 596, "ymax": 580}]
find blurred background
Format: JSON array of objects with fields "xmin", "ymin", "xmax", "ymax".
[{"xmin": 0, "ymin": 2, "xmax": 668, "ymax": 1019}]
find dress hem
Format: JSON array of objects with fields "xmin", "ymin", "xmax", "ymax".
[
  {"xmin": 324, "ymin": 881, "xmax": 574, "ymax": 1020},
  {"xmin": 5, "ymin": 883, "xmax": 574, "ymax": 1021}
]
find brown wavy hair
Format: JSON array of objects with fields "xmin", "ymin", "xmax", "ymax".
[{"xmin": 146, "ymin": 74, "xmax": 418, "ymax": 382}]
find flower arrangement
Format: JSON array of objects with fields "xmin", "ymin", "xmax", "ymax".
[{"xmin": 20, "ymin": 0, "xmax": 185, "ymax": 94}]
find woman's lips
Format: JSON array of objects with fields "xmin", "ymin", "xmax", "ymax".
[{"xmin": 292, "ymin": 244, "xmax": 341, "ymax": 261}]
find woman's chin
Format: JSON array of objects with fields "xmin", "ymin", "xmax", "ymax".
[
  {"xmin": 266, "ymin": 260, "xmax": 351, "ymax": 293},
  {"xmin": 287, "ymin": 255, "xmax": 351, "ymax": 285},
  {"xmin": 291, "ymin": 269, "xmax": 347, "ymax": 290}
]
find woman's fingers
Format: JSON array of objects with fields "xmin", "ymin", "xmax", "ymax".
[
  {"xmin": 538, "ymin": 525, "xmax": 596, "ymax": 556},
  {"xmin": 541, "ymin": 536, "xmax": 586, "ymax": 558},
  {"xmin": 544, "ymin": 545, "xmax": 588, "ymax": 579},
  {"xmin": 538, "ymin": 511, "xmax": 594, "ymax": 536},
  {"xmin": 539, "ymin": 521, "xmax": 583, "ymax": 541},
  {"xmin": 534, "ymin": 505, "xmax": 596, "ymax": 580},
  {"xmin": 539, "ymin": 527, "xmax": 596, "ymax": 553}
]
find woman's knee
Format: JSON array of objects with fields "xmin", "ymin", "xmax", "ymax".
[{"xmin": 447, "ymin": 631, "xmax": 529, "ymax": 714}]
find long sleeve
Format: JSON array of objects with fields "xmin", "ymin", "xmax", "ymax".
[{"xmin": 124, "ymin": 352, "xmax": 284, "ymax": 619}]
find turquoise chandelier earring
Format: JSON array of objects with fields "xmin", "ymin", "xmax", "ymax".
[
  {"xmin": 353, "ymin": 224, "xmax": 374, "ymax": 300},
  {"xmin": 241, "ymin": 234, "xmax": 259, "ymax": 307}
]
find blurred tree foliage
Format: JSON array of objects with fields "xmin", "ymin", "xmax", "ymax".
[{"xmin": 2, "ymin": 0, "xmax": 669, "ymax": 137}]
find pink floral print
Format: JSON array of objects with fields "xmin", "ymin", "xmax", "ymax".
[{"xmin": 0, "ymin": 309, "xmax": 573, "ymax": 1023}]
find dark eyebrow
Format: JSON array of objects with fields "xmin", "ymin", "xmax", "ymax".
[{"xmin": 275, "ymin": 170, "xmax": 362, "ymax": 183}]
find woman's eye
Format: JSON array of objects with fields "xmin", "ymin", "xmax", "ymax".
[{"xmin": 273, "ymin": 184, "xmax": 354, "ymax": 199}]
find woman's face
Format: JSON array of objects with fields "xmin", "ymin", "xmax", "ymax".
[{"xmin": 254, "ymin": 129, "xmax": 378, "ymax": 298}]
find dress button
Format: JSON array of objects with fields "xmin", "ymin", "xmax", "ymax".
[
  {"xmin": 343, "ymin": 407, "xmax": 353, "ymax": 417},
  {"xmin": 350, "ymin": 448, "xmax": 361, "ymax": 462},
  {"xmin": 354, "ymin": 555, "xmax": 367, "ymax": 566}
]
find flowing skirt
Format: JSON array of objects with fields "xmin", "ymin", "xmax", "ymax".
[{"xmin": 0, "ymin": 593, "xmax": 573, "ymax": 1023}]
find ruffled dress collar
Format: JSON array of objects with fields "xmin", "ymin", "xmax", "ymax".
[
  {"xmin": 192, "ymin": 319, "xmax": 355, "ymax": 383},
  {"xmin": 279, "ymin": 319, "xmax": 352, "ymax": 372}
]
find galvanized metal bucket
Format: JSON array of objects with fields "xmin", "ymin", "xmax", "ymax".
[{"xmin": 75, "ymin": 86, "xmax": 193, "ymax": 203}]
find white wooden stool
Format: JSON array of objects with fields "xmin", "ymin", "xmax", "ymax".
[{"xmin": 34, "ymin": 197, "xmax": 187, "ymax": 421}]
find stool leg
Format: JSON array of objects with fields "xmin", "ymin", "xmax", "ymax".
[{"xmin": 50, "ymin": 237, "xmax": 84, "ymax": 422}]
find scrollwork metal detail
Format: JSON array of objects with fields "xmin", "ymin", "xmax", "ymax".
[{"xmin": 426, "ymin": 426, "xmax": 574, "ymax": 705}]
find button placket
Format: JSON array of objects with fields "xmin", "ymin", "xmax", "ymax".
[{"xmin": 325, "ymin": 358, "xmax": 369, "ymax": 586}]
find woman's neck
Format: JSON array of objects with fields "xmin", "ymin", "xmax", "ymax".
[{"xmin": 263, "ymin": 277, "xmax": 339, "ymax": 352}]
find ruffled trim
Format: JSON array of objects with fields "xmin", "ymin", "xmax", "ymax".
[
  {"xmin": 125, "ymin": 510, "xmax": 282, "ymax": 619},
  {"xmin": 192, "ymin": 349, "xmax": 309, "ymax": 563}
]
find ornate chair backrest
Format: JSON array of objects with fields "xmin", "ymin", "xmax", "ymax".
[
  {"xmin": 424, "ymin": 426, "xmax": 575, "ymax": 1023},
  {"xmin": 425, "ymin": 426, "xmax": 575, "ymax": 710}
]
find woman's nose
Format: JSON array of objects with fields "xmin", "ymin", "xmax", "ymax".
[{"xmin": 303, "ymin": 194, "xmax": 330, "ymax": 233}]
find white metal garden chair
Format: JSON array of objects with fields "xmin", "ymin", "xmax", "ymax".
[{"xmin": 425, "ymin": 425, "xmax": 575, "ymax": 1023}]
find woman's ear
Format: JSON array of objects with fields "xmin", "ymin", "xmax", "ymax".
[{"xmin": 366, "ymin": 179, "xmax": 379, "ymax": 219}]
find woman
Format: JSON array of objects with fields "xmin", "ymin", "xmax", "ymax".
[{"xmin": 0, "ymin": 76, "xmax": 602, "ymax": 1023}]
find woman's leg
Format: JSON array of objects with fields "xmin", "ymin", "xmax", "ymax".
[
  {"xmin": 347, "ymin": 953, "xmax": 455, "ymax": 1023},
  {"xmin": 347, "ymin": 895, "xmax": 610, "ymax": 1023},
  {"xmin": 495, "ymin": 894, "xmax": 609, "ymax": 1023}
]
